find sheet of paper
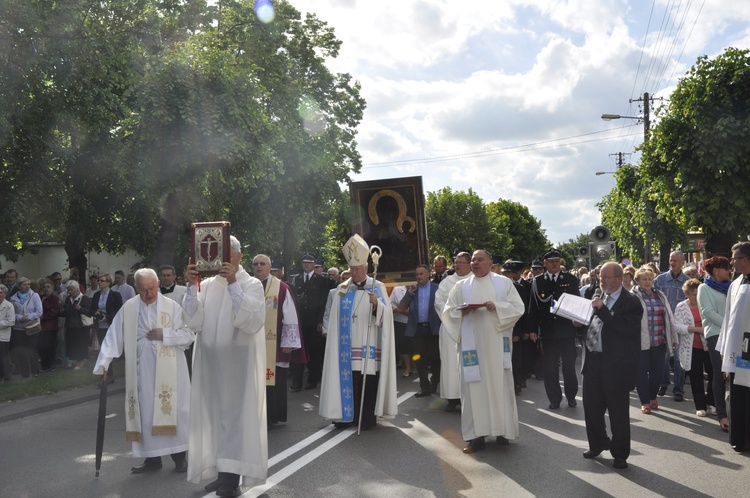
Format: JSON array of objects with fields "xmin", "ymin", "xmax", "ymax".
[{"xmin": 551, "ymin": 293, "xmax": 595, "ymax": 325}]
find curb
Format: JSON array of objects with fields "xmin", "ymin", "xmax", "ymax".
[{"xmin": 0, "ymin": 386, "xmax": 126, "ymax": 424}]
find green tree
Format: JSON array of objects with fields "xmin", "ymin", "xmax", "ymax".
[
  {"xmin": 486, "ymin": 199, "xmax": 549, "ymax": 264},
  {"xmin": 642, "ymin": 47, "xmax": 750, "ymax": 256},
  {"xmin": 425, "ymin": 187, "xmax": 495, "ymax": 260}
]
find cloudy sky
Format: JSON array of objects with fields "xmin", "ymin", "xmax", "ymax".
[{"xmin": 288, "ymin": 0, "xmax": 750, "ymax": 245}]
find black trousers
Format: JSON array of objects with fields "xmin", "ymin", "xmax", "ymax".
[
  {"xmin": 352, "ymin": 370, "xmax": 380, "ymax": 428},
  {"xmin": 583, "ymin": 352, "xmax": 631, "ymax": 460},
  {"xmin": 0, "ymin": 341, "xmax": 13, "ymax": 379},
  {"xmin": 38, "ymin": 329, "xmax": 57, "ymax": 370},
  {"xmin": 144, "ymin": 451, "xmax": 186, "ymax": 465},
  {"xmin": 266, "ymin": 366, "xmax": 289, "ymax": 424},
  {"xmin": 412, "ymin": 325, "xmax": 440, "ymax": 391},
  {"xmin": 10, "ymin": 329, "xmax": 39, "ymax": 377},
  {"xmin": 512, "ymin": 337, "xmax": 524, "ymax": 388},
  {"xmin": 292, "ymin": 325, "xmax": 324, "ymax": 387},
  {"xmin": 541, "ymin": 337, "xmax": 578, "ymax": 404},
  {"xmin": 729, "ymin": 374, "xmax": 750, "ymax": 450}
]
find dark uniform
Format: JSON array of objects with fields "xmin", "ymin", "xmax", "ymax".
[
  {"xmin": 290, "ymin": 256, "xmax": 329, "ymax": 391},
  {"xmin": 528, "ymin": 250, "xmax": 581, "ymax": 409}
]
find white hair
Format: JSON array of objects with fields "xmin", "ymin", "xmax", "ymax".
[
  {"xmin": 134, "ymin": 268, "xmax": 158, "ymax": 288},
  {"xmin": 328, "ymin": 267, "xmax": 339, "ymax": 275},
  {"xmin": 65, "ymin": 280, "xmax": 80, "ymax": 290},
  {"xmin": 230, "ymin": 235, "xmax": 241, "ymax": 254}
]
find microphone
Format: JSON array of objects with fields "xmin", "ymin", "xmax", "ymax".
[{"xmin": 593, "ymin": 288, "xmax": 602, "ymax": 300}]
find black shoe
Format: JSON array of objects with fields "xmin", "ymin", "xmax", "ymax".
[
  {"xmin": 674, "ymin": 393, "xmax": 684, "ymax": 402},
  {"xmin": 431, "ymin": 383, "xmax": 439, "ymax": 394},
  {"xmin": 444, "ymin": 399, "xmax": 461, "ymax": 412},
  {"xmin": 204, "ymin": 479, "xmax": 221, "ymax": 492},
  {"xmin": 415, "ymin": 389, "xmax": 432, "ymax": 398},
  {"xmin": 174, "ymin": 459, "xmax": 187, "ymax": 473},
  {"xmin": 462, "ymin": 437, "xmax": 486, "ymax": 454},
  {"xmin": 515, "ymin": 386, "xmax": 522, "ymax": 395},
  {"xmin": 548, "ymin": 402, "xmax": 560, "ymax": 410},
  {"xmin": 657, "ymin": 386, "xmax": 667, "ymax": 396},
  {"xmin": 216, "ymin": 484, "xmax": 240, "ymax": 497},
  {"xmin": 613, "ymin": 458, "xmax": 628, "ymax": 469},
  {"xmin": 131, "ymin": 459, "xmax": 162, "ymax": 474},
  {"xmin": 496, "ymin": 436, "xmax": 510, "ymax": 446},
  {"xmin": 568, "ymin": 399, "xmax": 577, "ymax": 407},
  {"xmin": 333, "ymin": 421, "xmax": 352, "ymax": 429},
  {"xmin": 583, "ymin": 449, "xmax": 603, "ymax": 459},
  {"xmin": 289, "ymin": 385, "xmax": 302, "ymax": 392},
  {"xmin": 305, "ymin": 382, "xmax": 317, "ymax": 390}
]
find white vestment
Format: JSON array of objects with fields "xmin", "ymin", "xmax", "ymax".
[
  {"xmin": 442, "ymin": 273, "xmax": 524, "ymax": 441},
  {"xmin": 161, "ymin": 284, "xmax": 187, "ymax": 307},
  {"xmin": 93, "ymin": 294, "xmax": 195, "ymax": 457},
  {"xmin": 320, "ymin": 277, "xmax": 398, "ymax": 421},
  {"xmin": 434, "ymin": 272, "xmax": 471, "ymax": 399},
  {"xmin": 183, "ymin": 266, "xmax": 267, "ymax": 487}
]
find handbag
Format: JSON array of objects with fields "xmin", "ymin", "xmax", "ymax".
[
  {"xmin": 81, "ymin": 314, "xmax": 94, "ymax": 327},
  {"xmin": 22, "ymin": 296, "xmax": 41, "ymax": 335},
  {"xmin": 25, "ymin": 319, "xmax": 41, "ymax": 335}
]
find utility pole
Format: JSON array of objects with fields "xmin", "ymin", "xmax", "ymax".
[{"xmin": 609, "ymin": 152, "xmax": 631, "ymax": 169}]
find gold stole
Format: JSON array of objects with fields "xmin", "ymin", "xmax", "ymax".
[
  {"xmin": 124, "ymin": 297, "xmax": 178, "ymax": 442},
  {"xmin": 264, "ymin": 277, "xmax": 280, "ymax": 386}
]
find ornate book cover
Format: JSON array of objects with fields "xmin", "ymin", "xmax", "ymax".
[{"xmin": 190, "ymin": 221, "xmax": 231, "ymax": 275}]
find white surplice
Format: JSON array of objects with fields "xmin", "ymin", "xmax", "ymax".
[
  {"xmin": 434, "ymin": 272, "xmax": 471, "ymax": 399},
  {"xmin": 93, "ymin": 294, "xmax": 195, "ymax": 457},
  {"xmin": 319, "ymin": 277, "xmax": 398, "ymax": 421},
  {"xmin": 183, "ymin": 266, "xmax": 267, "ymax": 487},
  {"xmin": 441, "ymin": 273, "xmax": 524, "ymax": 441}
]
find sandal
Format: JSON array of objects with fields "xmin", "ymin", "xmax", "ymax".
[
  {"xmin": 650, "ymin": 400, "xmax": 659, "ymax": 410},
  {"xmin": 641, "ymin": 405, "xmax": 651, "ymax": 414},
  {"xmin": 720, "ymin": 418, "xmax": 730, "ymax": 433},
  {"xmin": 402, "ymin": 370, "xmax": 412, "ymax": 377}
]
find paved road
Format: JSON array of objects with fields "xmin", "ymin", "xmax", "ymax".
[{"xmin": 1, "ymin": 355, "xmax": 748, "ymax": 497}]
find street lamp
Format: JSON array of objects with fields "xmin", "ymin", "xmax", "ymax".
[{"xmin": 601, "ymin": 92, "xmax": 651, "ymax": 143}]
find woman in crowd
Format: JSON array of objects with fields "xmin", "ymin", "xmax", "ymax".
[
  {"xmin": 673, "ymin": 278, "xmax": 714, "ymax": 418},
  {"xmin": 390, "ymin": 285, "xmax": 414, "ymax": 376},
  {"xmin": 0, "ymin": 284, "xmax": 15, "ymax": 381},
  {"xmin": 38, "ymin": 279, "xmax": 61, "ymax": 371},
  {"xmin": 632, "ymin": 267, "xmax": 678, "ymax": 414},
  {"xmin": 63, "ymin": 280, "xmax": 92, "ymax": 370},
  {"xmin": 622, "ymin": 265, "xmax": 636, "ymax": 292},
  {"xmin": 85, "ymin": 275, "xmax": 99, "ymax": 298},
  {"xmin": 9, "ymin": 277, "xmax": 43, "ymax": 378},
  {"xmin": 88, "ymin": 273, "xmax": 122, "ymax": 382},
  {"xmin": 697, "ymin": 255, "xmax": 731, "ymax": 432}
]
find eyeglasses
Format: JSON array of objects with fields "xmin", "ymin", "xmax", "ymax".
[
  {"xmin": 731, "ymin": 256, "xmax": 747, "ymax": 262},
  {"xmin": 98, "ymin": 279, "xmax": 108, "ymax": 283},
  {"xmin": 252, "ymin": 262, "xmax": 268, "ymax": 266}
]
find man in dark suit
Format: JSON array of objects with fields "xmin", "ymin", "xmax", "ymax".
[
  {"xmin": 432, "ymin": 256, "xmax": 449, "ymax": 284},
  {"xmin": 582, "ymin": 262, "xmax": 642, "ymax": 470},
  {"xmin": 502, "ymin": 260, "xmax": 530, "ymax": 395},
  {"xmin": 528, "ymin": 249, "xmax": 581, "ymax": 409},
  {"xmin": 402, "ymin": 264, "xmax": 442, "ymax": 397},
  {"xmin": 290, "ymin": 254, "xmax": 330, "ymax": 391}
]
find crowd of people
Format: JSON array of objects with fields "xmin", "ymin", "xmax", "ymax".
[{"xmin": 2, "ymin": 238, "xmax": 750, "ymax": 493}]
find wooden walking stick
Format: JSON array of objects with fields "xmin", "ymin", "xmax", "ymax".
[{"xmin": 357, "ymin": 245, "xmax": 382, "ymax": 435}]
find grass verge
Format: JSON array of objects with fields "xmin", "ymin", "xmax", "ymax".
[{"xmin": 0, "ymin": 359, "xmax": 125, "ymax": 403}]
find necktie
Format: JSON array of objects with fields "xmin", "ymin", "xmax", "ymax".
[
  {"xmin": 586, "ymin": 294, "xmax": 608, "ymax": 352},
  {"xmin": 551, "ymin": 274, "xmax": 556, "ymax": 283},
  {"xmin": 305, "ymin": 274, "xmax": 309, "ymax": 284}
]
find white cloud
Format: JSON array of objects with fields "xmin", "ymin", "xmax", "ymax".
[{"xmin": 289, "ymin": 0, "xmax": 750, "ymax": 246}]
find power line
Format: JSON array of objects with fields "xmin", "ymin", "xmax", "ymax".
[{"xmin": 363, "ymin": 124, "xmax": 641, "ymax": 169}]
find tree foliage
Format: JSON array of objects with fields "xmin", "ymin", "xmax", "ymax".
[
  {"xmin": 0, "ymin": 0, "xmax": 366, "ymax": 274},
  {"xmin": 641, "ymin": 47, "xmax": 750, "ymax": 256},
  {"xmin": 486, "ymin": 198, "xmax": 549, "ymax": 265}
]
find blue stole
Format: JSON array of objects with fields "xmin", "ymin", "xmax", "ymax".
[{"xmin": 337, "ymin": 282, "xmax": 385, "ymax": 422}]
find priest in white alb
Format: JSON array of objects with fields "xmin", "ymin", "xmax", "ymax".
[
  {"xmin": 434, "ymin": 251, "xmax": 473, "ymax": 412},
  {"xmin": 184, "ymin": 236, "xmax": 267, "ymax": 498},
  {"xmin": 320, "ymin": 234, "xmax": 397, "ymax": 430},
  {"xmin": 442, "ymin": 250, "xmax": 524, "ymax": 454},
  {"xmin": 93, "ymin": 268, "xmax": 194, "ymax": 474}
]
